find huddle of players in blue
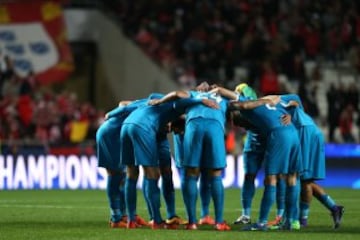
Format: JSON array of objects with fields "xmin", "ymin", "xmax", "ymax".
[{"xmin": 96, "ymin": 83, "xmax": 344, "ymax": 231}]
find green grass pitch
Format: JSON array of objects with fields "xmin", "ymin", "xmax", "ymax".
[{"xmin": 0, "ymin": 188, "xmax": 359, "ymax": 240}]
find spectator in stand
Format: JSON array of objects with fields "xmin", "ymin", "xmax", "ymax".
[
  {"xmin": 302, "ymin": 24, "xmax": 320, "ymax": 59},
  {"xmin": 1, "ymin": 55, "xmax": 15, "ymax": 81},
  {"xmin": 178, "ymin": 67, "xmax": 196, "ymax": 89},
  {"xmin": 347, "ymin": 83, "xmax": 359, "ymax": 112},
  {"xmin": 339, "ymin": 104, "xmax": 357, "ymax": 143},
  {"xmin": 259, "ymin": 61, "xmax": 279, "ymax": 95},
  {"xmin": 2, "ymin": 75, "xmax": 21, "ymax": 98},
  {"xmin": 348, "ymin": 44, "xmax": 360, "ymax": 73},
  {"xmin": 327, "ymin": 84, "xmax": 341, "ymax": 142},
  {"xmin": 0, "ymin": 53, "xmax": 102, "ymax": 144}
]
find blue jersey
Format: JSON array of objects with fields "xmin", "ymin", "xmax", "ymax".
[
  {"xmin": 124, "ymin": 93, "xmax": 203, "ymax": 132},
  {"xmin": 173, "ymin": 133, "xmax": 184, "ymax": 167},
  {"xmin": 240, "ymin": 103, "xmax": 290, "ymax": 135},
  {"xmin": 106, "ymin": 98, "xmax": 148, "ymax": 120},
  {"xmin": 280, "ymin": 94, "xmax": 315, "ymax": 128},
  {"xmin": 236, "ymin": 95, "xmax": 266, "ymax": 152},
  {"xmin": 186, "ymin": 91, "xmax": 229, "ymax": 129}
]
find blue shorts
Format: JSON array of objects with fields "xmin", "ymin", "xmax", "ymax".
[
  {"xmin": 264, "ymin": 126, "xmax": 302, "ymax": 175},
  {"xmin": 183, "ymin": 118, "xmax": 226, "ymax": 169},
  {"xmin": 173, "ymin": 133, "xmax": 184, "ymax": 168},
  {"xmin": 96, "ymin": 118, "xmax": 125, "ymax": 171},
  {"xmin": 299, "ymin": 125, "xmax": 326, "ymax": 180},
  {"xmin": 243, "ymin": 150, "xmax": 265, "ymax": 174},
  {"xmin": 120, "ymin": 123, "xmax": 158, "ymax": 167},
  {"xmin": 158, "ymin": 137, "xmax": 171, "ymax": 167}
]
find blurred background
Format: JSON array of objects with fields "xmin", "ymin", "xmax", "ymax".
[{"xmin": 0, "ymin": 0, "xmax": 359, "ymax": 190}]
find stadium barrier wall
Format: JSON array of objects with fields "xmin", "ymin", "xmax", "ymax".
[
  {"xmin": 1, "ymin": 144, "xmax": 360, "ymax": 190},
  {"xmin": 64, "ymin": 9, "xmax": 177, "ymax": 101}
]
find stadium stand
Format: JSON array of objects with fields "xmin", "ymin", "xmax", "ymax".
[
  {"xmin": 0, "ymin": 55, "xmax": 102, "ymax": 144},
  {"xmin": 111, "ymin": 0, "xmax": 360, "ymax": 143},
  {"xmin": 1, "ymin": 0, "xmax": 360, "ymax": 143}
]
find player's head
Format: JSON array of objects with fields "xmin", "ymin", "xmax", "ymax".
[
  {"xmin": 235, "ymin": 83, "xmax": 258, "ymax": 100},
  {"xmin": 170, "ymin": 117, "xmax": 185, "ymax": 134},
  {"xmin": 231, "ymin": 110, "xmax": 256, "ymax": 130},
  {"xmin": 195, "ymin": 81, "xmax": 210, "ymax": 92}
]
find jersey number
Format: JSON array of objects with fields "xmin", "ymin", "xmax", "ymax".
[{"xmin": 196, "ymin": 92, "xmax": 223, "ymax": 103}]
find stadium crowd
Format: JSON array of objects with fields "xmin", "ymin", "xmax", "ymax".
[
  {"xmin": 116, "ymin": 0, "xmax": 360, "ymax": 143},
  {"xmin": 0, "ymin": 55, "xmax": 102, "ymax": 144},
  {"xmin": 1, "ymin": 0, "xmax": 360, "ymax": 143}
]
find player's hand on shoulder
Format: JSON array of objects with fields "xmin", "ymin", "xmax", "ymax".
[
  {"xmin": 281, "ymin": 114, "xmax": 292, "ymax": 125},
  {"xmin": 202, "ymin": 99, "xmax": 219, "ymax": 109},
  {"xmin": 262, "ymin": 95, "xmax": 280, "ymax": 106},
  {"xmin": 288, "ymin": 100, "xmax": 299, "ymax": 107}
]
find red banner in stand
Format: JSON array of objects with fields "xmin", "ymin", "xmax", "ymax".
[{"xmin": 0, "ymin": 1, "xmax": 73, "ymax": 84}]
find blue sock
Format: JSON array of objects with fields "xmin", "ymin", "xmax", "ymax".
[
  {"xmin": 199, "ymin": 171, "xmax": 211, "ymax": 218},
  {"xmin": 294, "ymin": 179, "xmax": 301, "ymax": 220},
  {"xmin": 242, "ymin": 177, "xmax": 255, "ymax": 217},
  {"xmin": 258, "ymin": 185, "xmax": 276, "ymax": 224},
  {"xmin": 145, "ymin": 178, "xmax": 162, "ymax": 224},
  {"xmin": 286, "ymin": 185, "xmax": 300, "ymax": 222},
  {"xmin": 181, "ymin": 175, "xmax": 198, "ymax": 224},
  {"xmin": 180, "ymin": 169, "xmax": 188, "ymax": 215},
  {"xmin": 161, "ymin": 173, "xmax": 176, "ymax": 219},
  {"xmin": 119, "ymin": 178, "xmax": 126, "ymax": 217},
  {"xmin": 107, "ymin": 174, "xmax": 124, "ymax": 222},
  {"xmin": 211, "ymin": 176, "xmax": 224, "ymax": 223},
  {"xmin": 142, "ymin": 177, "xmax": 153, "ymax": 220},
  {"xmin": 317, "ymin": 194, "xmax": 336, "ymax": 211},
  {"xmin": 125, "ymin": 177, "xmax": 137, "ymax": 221},
  {"xmin": 276, "ymin": 178, "xmax": 286, "ymax": 217},
  {"xmin": 300, "ymin": 202, "xmax": 310, "ymax": 219},
  {"xmin": 178, "ymin": 168, "xmax": 184, "ymax": 181}
]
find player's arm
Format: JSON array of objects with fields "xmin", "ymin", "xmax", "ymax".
[
  {"xmin": 280, "ymin": 94, "xmax": 303, "ymax": 109},
  {"xmin": 209, "ymin": 87, "xmax": 239, "ymax": 100},
  {"xmin": 260, "ymin": 95, "xmax": 280, "ymax": 103},
  {"xmin": 118, "ymin": 101, "xmax": 132, "ymax": 107},
  {"xmin": 229, "ymin": 98, "xmax": 274, "ymax": 110},
  {"xmin": 174, "ymin": 97, "xmax": 219, "ymax": 112},
  {"xmin": 105, "ymin": 101, "xmax": 136, "ymax": 119},
  {"xmin": 149, "ymin": 90, "xmax": 190, "ymax": 106},
  {"xmin": 105, "ymin": 106, "xmax": 125, "ymax": 120},
  {"xmin": 284, "ymin": 100, "xmax": 300, "ymax": 108}
]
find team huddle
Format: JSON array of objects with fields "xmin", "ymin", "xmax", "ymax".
[{"xmin": 96, "ymin": 82, "xmax": 344, "ymax": 231}]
